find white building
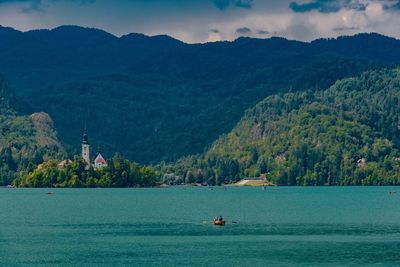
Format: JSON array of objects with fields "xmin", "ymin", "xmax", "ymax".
[
  {"xmin": 94, "ymin": 150, "xmax": 108, "ymax": 169},
  {"xmin": 82, "ymin": 130, "xmax": 108, "ymax": 170}
]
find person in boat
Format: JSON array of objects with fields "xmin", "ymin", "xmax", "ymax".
[{"xmin": 219, "ymin": 216, "xmax": 223, "ymax": 222}]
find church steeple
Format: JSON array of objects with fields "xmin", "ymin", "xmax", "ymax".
[
  {"xmin": 82, "ymin": 127, "xmax": 90, "ymax": 167},
  {"xmin": 83, "ymin": 131, "xmax": 89, "ymax": 145}
]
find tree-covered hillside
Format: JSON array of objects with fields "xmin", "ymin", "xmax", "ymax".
[
  {"xmin": 0, "ymin": 76, "xmax": 66, "ymax": 185},
  {"xmin": 2, "ymin": 26, "xmax": 400, "ymax": 162},
  {"xmin": 162, "ymin": 69, "xmax": 400, "ymax": 186}
]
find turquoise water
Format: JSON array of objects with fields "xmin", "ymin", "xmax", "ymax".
[{"xmin": 1, "ymin": 187, "xmax": 400, "ymax": 266}]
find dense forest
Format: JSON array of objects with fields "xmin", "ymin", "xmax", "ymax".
[
  {"xmin": 2, "ymin": 26, "xmax": 400, "ymax": 162},
  {"xmin": 160, "ymin": 69, "xmax": 400, "ymax": 186},
  {"xmin": 0, "ymin": 76, "xmax": 66, "ymax": 185},
  {"xmin": 3, "ymin": 67, "xmax": 400, "ymax": 187}
]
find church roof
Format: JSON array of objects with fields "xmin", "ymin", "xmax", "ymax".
[{"xmin": 94, "ymin": 153, "xmax": 107, "ymax": 164}]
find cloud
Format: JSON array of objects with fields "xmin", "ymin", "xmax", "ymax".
[
  {"xmin": 289, "ymin": 0, "xmax": 340, "ymax": 13},
  {"xmin": 383, "ymin": 0, "xmax": 400, "ymax": 10},
  {"xmin": 234, "ymin": 0, "xmax": 253, "ymax": 8},
  {"xmin": 236, "ymin": 27, "xmax": 251, "ymax": 35},
  {"xmin": 257, "ymin": 30, "xmax": 269, "ymax": 35},
  {"xmin": 0, "ymin": 0, "xmax": 94, "ymax": 4},
  {"xmin": 0, "ymin": 0, "xmax": 42, "ymax": 12},
  {"xmin": 289, "ymin": 0, "xmax": 367, "ymax": 13},
  {"xmin": 213, "ymin": 0, "xmax": 253, "ymax": 11},
  {"xmin": 210, "ymin": 28, "xmax": 220, "ymax": 33},
  {"xmin": 0, "ymin": 0, "xmax": 34, "ymax": 2},
  {"xmin": 332, "ymin": 26, "xmax": 360, "ymax": 31},
  {"xmin": 0, "ymin": 0, "xmax": 95, "ymax": 13}
]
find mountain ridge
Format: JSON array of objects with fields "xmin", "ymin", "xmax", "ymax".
[
  {"xmin": 1, "ymin": 25, "xmax": 399, "ymax": 44},
  {"xmin": 1, "ymin": 25, "xmax": 400, "ymax": 163}
]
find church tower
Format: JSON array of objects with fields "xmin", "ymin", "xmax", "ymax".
[{"xmin": 82, "ymin": 129, "xmax": 90, "ymax": 166}]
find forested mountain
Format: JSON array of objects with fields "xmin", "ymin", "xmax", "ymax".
[
  {"xmin": 0, "ymin": 76, "xmax": 66, "ymax": 185},
  {"xmin": 162, "ymin": 69, "xmax": 400, "ymax": 186},
  {"xmin": 2, "ymin": 26, "xmax": 400, "ymax": 163}
]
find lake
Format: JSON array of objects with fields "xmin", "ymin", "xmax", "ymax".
[{"xmin": 1, "ymin": 187, "xmax": 400, "ymax": 266}]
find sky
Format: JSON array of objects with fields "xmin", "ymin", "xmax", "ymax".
[{"xmin": 0, "ymin": 0, "xmax": 400, "ymax": 43}]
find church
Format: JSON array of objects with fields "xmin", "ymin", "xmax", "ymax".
[{"xmin": 82, "ymin": 130, "xmax": 108, "ymax": 170}]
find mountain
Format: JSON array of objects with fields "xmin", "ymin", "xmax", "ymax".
[
  {"xmin": 0, "ymin": 76, "xmax": 65, "ymax": 185},
  {"xmin": 164, "ymin": 68, "xmax": 400, "ymax": 186},
  {"xmin": 2, "ymin": 26, "xmax": 400, "ymax": 163}
]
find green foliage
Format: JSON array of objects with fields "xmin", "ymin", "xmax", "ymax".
[
  {"xmin": 0, "ymin": 77, "xmax": 66, "ymax": 185},
  {"xmin": 15, "ymin": 153, "xmax": 159, "ymax": 188},
  {"xmin": 162, "ymin": 68, "xmax": 400, "ymax": 186}
]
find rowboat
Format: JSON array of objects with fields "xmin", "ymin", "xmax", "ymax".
[{"xmin": 213, "ymin": 220, "xmax": 225, "ymax": 226}]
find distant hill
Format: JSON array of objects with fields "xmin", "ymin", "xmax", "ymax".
[
  {"xmin": 0, "ymin": 76, "xmax": 65, "ymax": 185},
  {"xmin": 2, "ymin": 26, "xmax": 400, "ymax": 162},
  {"xmin": 164, "ymin": 69, "xmax": 400, "ymax": 186}
]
